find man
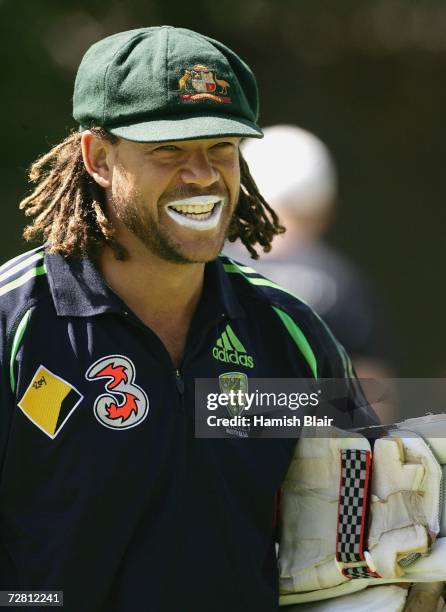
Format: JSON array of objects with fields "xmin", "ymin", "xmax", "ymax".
[{"xmin": 1, "ymin": 27, "xmax": 376, "ymax": 611}]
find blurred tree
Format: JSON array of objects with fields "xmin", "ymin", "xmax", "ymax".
[{"xmin": 2, "ymin": 0, "xmax": 446, "ymax": 375}]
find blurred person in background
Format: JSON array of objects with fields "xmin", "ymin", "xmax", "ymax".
[{"xmin": 225, "ymin": 124, "xmax": 397, "ymax": 384}]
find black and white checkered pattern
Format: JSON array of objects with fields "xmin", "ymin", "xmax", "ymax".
[
  {"xmin": 344, "ymin": 565, "xmax": 373, "ymax": 579},
  {"xmin": 336, "ymin": 449, "xmax": 376, "ymax": 579}
]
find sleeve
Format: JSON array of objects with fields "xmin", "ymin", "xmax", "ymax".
[
  {"xmin": 0, "ymin": 310, "xmax": 15, "ymax": 472},
  {"xmin": 306, "ymin": 308, "xmax": 381, "ymax": 430}
]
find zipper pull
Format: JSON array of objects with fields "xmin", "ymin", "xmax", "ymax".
[{"xmin": 175, "ymin": 369, "xmax": 184, "ymax": 394}]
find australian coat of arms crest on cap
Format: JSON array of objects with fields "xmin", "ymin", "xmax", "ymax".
[{"xmin": 178, "ymin": 64, "xmax": 231, "ymax": 103}]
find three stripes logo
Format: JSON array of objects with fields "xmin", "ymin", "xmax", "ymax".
[
  {"xmin": 212, "ymin": 324, "xmax": 254, "ymax": 369},
  {"xmin": 0, "ymin": 246, "xmax": 46, "ymax": 298}
]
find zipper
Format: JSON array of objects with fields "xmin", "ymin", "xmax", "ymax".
[
  {"xmin": 121, "ymin": 310, "xmax": 186, "ymax": 410},
  {"xmin": 121, "ymin": 308, "xmax": 225, "ymax": 413},
  {"xmin": 175, "ymin": 368, "xmax": 185, "ymax": 410}
]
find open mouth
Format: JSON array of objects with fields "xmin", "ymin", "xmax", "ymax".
[{"xmin": 165, "ymin": 195, "xmax": 224, "ymax": 231}]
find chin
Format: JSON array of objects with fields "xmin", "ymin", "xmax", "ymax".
[
  {"xmin": 181, "ymin": 248, "xmax": 222, "ymax": 264},
  {"xmin": 174, "ymin": 235, "xmax": 225, "ymax": 264},
  {"xmin": 150, "ymin": 240, "xmax": 223, "ymax": 265}
]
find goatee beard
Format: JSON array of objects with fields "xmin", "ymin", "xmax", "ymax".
[{"xmin": 110, "ymin": 187, "xmax": 233, "ymax": 264}]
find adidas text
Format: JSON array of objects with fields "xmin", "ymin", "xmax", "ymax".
[{"xmin": 212, "ymin": 347, "xmax": 254, "ymax": 368}]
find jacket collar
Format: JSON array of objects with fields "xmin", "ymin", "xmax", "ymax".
[{"xmin": 45, "ymin": 250, "xmax": 245, "ymax": 320}]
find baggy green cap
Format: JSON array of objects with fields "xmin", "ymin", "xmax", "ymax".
[{"xmin": 73, "ymin": 26, "xmax": 263, "ymax": 142}]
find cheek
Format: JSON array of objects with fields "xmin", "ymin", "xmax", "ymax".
[
  {"xmin": 218, "ymin": 157, "xmax": 240, "ymax": 195},
  {"xmin": 112, "ymin": 168, "xmax": 148, "ymax": 209},
  {"xmin": 111, "ymin": 167, "xmax": 133, "ymax": 203},
  {"xmin": 107, "ymin": 173, "xmax": 142, "ymax": 226},
  {"xmin": 227, "ymin": 164, "xmax": 241, "ymax": 204}
]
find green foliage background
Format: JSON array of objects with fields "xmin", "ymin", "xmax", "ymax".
[{"xmin": 2, "ymin": 0, "xmax": 445, "ymax": 375}]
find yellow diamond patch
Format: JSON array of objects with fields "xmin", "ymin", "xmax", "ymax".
[{"xmin": 18, "ymin": 366, "xmax": 83, "ymax": 438}]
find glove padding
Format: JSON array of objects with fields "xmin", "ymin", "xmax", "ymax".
[
  {"xmin": 279, "ymin": 416, "xmax": 445, "ymax": 606},
  {"xmin": 282, "ymin": 584, "xmax": 409, "ymax": 612},
  {"xmin": 282, "ymin": 582, "xmax": 445, "ymax": 612}
]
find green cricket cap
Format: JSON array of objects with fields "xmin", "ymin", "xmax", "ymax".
[{"xmin": 73, "ymin": 26, "xmax": 263, "ymax": 142}]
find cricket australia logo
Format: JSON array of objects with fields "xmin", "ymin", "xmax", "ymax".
[
  {"xmin": 178, "ymin": 64, "xmax": 231, "ymax": 103},
  {"xmin": 212, "ymin": 324, "xmax": 255, "ymax": 369},
  {"xmin": 219, "ymin": 372, "xmax": 250, "ymax": 438},
  {"xmin": 86, "ymin": 355, "xmax": 149, "ymax": 430},
  {"xmin": 219, "ymin": 372, "xmax": 248, "ymax": 417}
]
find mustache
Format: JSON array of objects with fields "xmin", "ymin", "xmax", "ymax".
[{"xmin": 160, "ymin": 184, "xmax": 228, "ymax": 204}]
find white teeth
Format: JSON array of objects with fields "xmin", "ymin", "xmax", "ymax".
[
  {"xmin": 171, "ymin": 203, "xmax": 214, "ymax": 213},
  {"xmin": 183, "ymin": 211, "xmax": 213, "ymax": 220},
  {"xmin": 165, "ymin": 196, "xmax": 224, "ymax": 231},
  {"xmin": 167, "ymin": 195, "xmax": 221, "ymax": 207}
]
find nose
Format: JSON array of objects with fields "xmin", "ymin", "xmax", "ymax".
[{"xmin": 179, "ymin": 149, "xmax": 219, "ymax": 187}]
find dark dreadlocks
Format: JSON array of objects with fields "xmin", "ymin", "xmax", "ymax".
[{"xmin": 19, "ymin": 129, "xmax": 284, "ymax": 261}]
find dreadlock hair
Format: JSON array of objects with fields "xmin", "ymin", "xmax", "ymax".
[
  {"xmin": 227, "ymin": 152, "xmax": 285, "ymax": 259},
  {"xmin": 20, "ymin": 128, "xmax": 125, "ymax": 261},
  {"xmin": 19, "ymin": 129, "xmax": 284, "ymax": 261}
]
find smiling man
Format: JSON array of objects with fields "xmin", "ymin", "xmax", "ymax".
[
  {"xmin": 0, "ymin": 26, "xmax": 377, "ymax": 612},
  {"xmin": 91, "ymin": 136, "xmax": 239, "ymax": 265}
]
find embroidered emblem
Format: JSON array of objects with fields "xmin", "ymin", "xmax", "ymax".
[
  {"xmin": 219, "ymin": 372, "xmax": 248, "ymax": 418},
  {"xmin": 18, "ymin": 365, "xmax": 83, "ymax": 438},
  {"xmin": 86, "ymin": 355, "xmax": 149, "ymax": 430},
  {"xmin": 178, "ymin": 64, "xmax": 231, "ymax": 103},
  {"xmin": 218, "ymin": 371, "xmax": 250, "ymax": 438}
]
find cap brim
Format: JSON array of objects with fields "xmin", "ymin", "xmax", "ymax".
[{"xmin": 107, "ymin": 114, "xmax": 263, "ymax": 142}]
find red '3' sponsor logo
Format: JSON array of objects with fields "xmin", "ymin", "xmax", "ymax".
[
  {"xmin": 86, "ymin": 355, "xmax": 149, "ymax": 430},
  {"xmin": 93, "ymin": 363, "xmax": 137, "ymax": 421}
]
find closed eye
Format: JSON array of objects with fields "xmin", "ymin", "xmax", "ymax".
[
  {"xmin": 211, "ymin": 142, "xmax": 236, "ymax": 149},
  {"xmin": 153, "ymin": 145, "xmax": 181, "ymax": 152}
]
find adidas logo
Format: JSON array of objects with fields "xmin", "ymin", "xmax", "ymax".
[{"xmin": 212, "ymin": 324, "xmax": 255, "ymax": 369}]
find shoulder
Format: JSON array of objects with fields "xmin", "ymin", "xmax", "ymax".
[
  {"xmin": 219, "ymin": 253, "xmax": 352, "ymax": 379},
  {"xmin": 220, "ymin": 253, "xmax": 313, "ymax": 311},
  {"xmin": 0, "ymin": 245, "xmax": 51, "ymax": 352},
  {"xmin": 219, "ymin": 255, "xmax": 379, "ymax": 427}
]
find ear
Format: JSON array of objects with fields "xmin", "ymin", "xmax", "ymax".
[{"xmin": 81, "ymin": 131, "xmax": 113, "ymax": 188}]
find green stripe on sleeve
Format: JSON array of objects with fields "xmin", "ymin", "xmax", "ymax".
[
  {"xmin": 0, "ymin": 245, "xmax": 45, "ymax": 275},
  {"xmin": 225, "ymin": 324, "xmax": 246, "ymax": 353},
  {"xmin": 222, "ymin": 256, "xmax": 357, "ymax": 379},
  {"xmin": 222, "ymin": 261, "xmax": 294, "ymax": 296},
  {"xmin": 0, "ymin": 264, "xmax": 47, "ymax": 297},
  {"xmin": 222, "ymin": 262, "xmax": 257, "ymax": 274},
  {"xmin": 9, "ymin": 309, "xmax": 32, "ymax": 393},
  {"xmin": 247, "ymin": 277, "xmax": 285, "ymax": 290},
  {"xmin": 272, "ymin": 306, "xmax": 318, "ymax": 378},
  {"xmin": 0, "ymin": 252, "xmax": 44, "ymax": 285},
  {"xmin": 223, "ymin": 263, "xmax": 241, "ymax": 274},
  {"xmin": 222, "ymin": 257, "xmax": 319, "ymax": 376}
]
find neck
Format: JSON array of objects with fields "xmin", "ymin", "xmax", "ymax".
[
  {"xmin": 99, "ymin": 242, "xmax": 204, "ymax": 319},
  {"xmin": 97, "ymin": 233, "xmax": 205, "ymax": 368}
]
